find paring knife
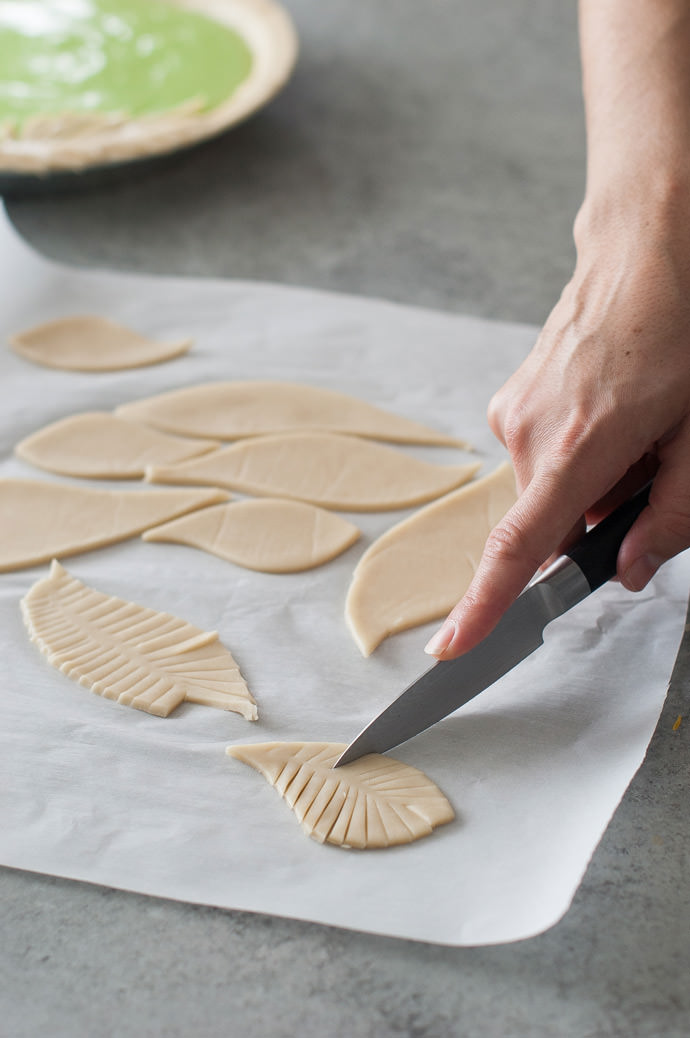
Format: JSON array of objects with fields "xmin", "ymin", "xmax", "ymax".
[{"xmin": 334, "ymin": 483, "xmax": 652, "ymax": 767}]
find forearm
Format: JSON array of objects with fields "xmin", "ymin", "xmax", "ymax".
[
  {"xmin": 579, "ymin": 0, "xmax": 690, "ymax": 217},
  {"xmin": 425, "ymin": 0, "xmax": 690, "ymax": 661}
]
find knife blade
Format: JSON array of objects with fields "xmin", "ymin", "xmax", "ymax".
[{"xmin": 334, "ymin": 482, "xmax": 652, "ymax": 767}]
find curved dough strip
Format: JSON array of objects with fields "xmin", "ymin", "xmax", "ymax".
[
  {"xmin": 146, "ymin": 432, "xmax": 480, "ymax": 512},
  {"xmin": 10, "ymin": 316, "xmax": 192, "ymax": 371},
  {"xmin": 116, "ymin": 380, "xmax": 467, "ymax": 446},
  {"xmin": 345, "ymin": 462, "xmax": 517, "ymax": 655},
  {"xmin": 22, "ymin": 561, "xmax": 257, "ymax": 719},
  {"xmin": 143, "ymin": 498, "xmax": 361, "ymax": 572},
  {"xmin": 0, "ymin": 479, "xmax": 228, "ymax": 572},
  {"xmin": 15, "ymin": 412, "xmax": 219, "ymax": 479},
  {"xmin": 227, "ymin": 741, "xmax": 454, "ymax": 848}
]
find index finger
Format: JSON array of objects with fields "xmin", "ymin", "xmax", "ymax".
[{"xmin": 423, "ymin": 471, "xmax": 594, "ymax": 660}]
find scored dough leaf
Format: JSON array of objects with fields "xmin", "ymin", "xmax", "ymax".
[
  {"xmin": 227, "ymin": 741, "xmax": 454, "ymax": 848},
  {"xmin": 143, "ymin": 498, "xmax": 361, "ymax": 573},
  {"xmin": 22, "ymin": 561, "xmax": 257, "ymax": 720},
  {"xmin": 146, "ymin": 431, "xmax": 480, "ymax": 512},
  {"xmin": 116, "ymin": 379, "xmax": 468, "ymax": 446}
]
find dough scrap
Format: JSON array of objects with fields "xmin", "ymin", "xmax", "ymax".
[
  {"xmin": 0, "ymin": 479, "xmax": 228, "ymax": 572},
  {"xmin": 15, "ymin": 411, "xmax": 219, "ymax": 479},
  {"xmin": 146, "ymin": 431, "xmax": 480, "ymax": 512},
  {"xmin": 143, "ymin": 498, "xmax": 361, "ymax": 573},
  {"xmin": 227, "ymin": 741, "xmax": 454, "ymax": 848},
  {"xmin": 22, "ymin": 561, "xmax": 257, "ymax": 719},
  {"xmin": 116, "ymin": 380, "xmax": 467, "ymax": 446},
  {"xmin": 345, "ymin": 462, "xmax": 517, "ymax": 655},
  {"xmin": 10, "ymin": 315, "xmax": 192, "ymax": 371}
]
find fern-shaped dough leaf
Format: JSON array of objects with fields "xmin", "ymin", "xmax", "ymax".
[
  {"xmin": 22, "ymin": 561, "xmax": 257, "ymax": 720},
  {"xmin": 227, "ymin": 741, "xmax": 454, "ymax": 848}
]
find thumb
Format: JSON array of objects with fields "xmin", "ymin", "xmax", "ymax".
[{"xmin": 618, "ymin": 423, "xmax": 690, "ymax": 590}]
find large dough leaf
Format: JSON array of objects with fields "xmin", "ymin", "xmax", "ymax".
[
  {"xmin": 345, "ymin": 462, "xmax": 517, "ymax": 654},
  {"xmin": 146, "ymin": 431, "xmax": 479, "ymax": 512},
  {"xmin": 0, "ymin": 479, "xmax": 227, "ymax": 571},
  {"xmin": 227, "ymin": 741, "xmax": 454, "ymax": 848},
  {"xmin": 22, "ymin": 561, "xmax": 257, "ymax": 719},
  {"xmin": 116, "ymin": 380, "xmax": 467, "ymax": 446},
  {"xmin": 15, "ymin": 411, "xmax": 219, "ymax": 479}
]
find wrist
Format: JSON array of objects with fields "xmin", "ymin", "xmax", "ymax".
[{"xmin": 575, "ymin": 161, "xmax": 690, "ymax": 257}]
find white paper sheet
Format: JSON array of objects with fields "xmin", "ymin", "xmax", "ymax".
[{"xmin": 0, "ymin": 207, "xmax": 686, "ymax": 946}]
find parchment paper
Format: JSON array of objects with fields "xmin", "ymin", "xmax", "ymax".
[{"xmin": 0, "ymin": 207, "xmax": 686, "ymax": 946}]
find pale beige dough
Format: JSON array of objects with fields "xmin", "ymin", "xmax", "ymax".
[
  {"xmin": 0, "ymin": 479, "xmax": 228, "ymax": 572},
  {"xmin": 146, "ymin": 431, "xmax": 479, "ymax": 512},
  {"xmin": 15, "ymin": 411, "xmax": 219, "ymax": 479},
  {"xmin": 10, "ymin": 315, "xmax": 192, "ymax": 371},
  {"xmin": 115, "ymin": 379, "xmax": 467, "ymax": 446},
  {"xmin": 143, "ymin": 498, "xmax": 361, "ymax": 572},
  {"xmin": 22, "ymin": 561, "xmax": 257, "ymax": 719},
  {"xmin": 345, "ymin": 461, "xmax": 517, "ymax": 655},
  {"xmin": 227, "ymin": 741, "xmax": 454, "ymax": 848}
]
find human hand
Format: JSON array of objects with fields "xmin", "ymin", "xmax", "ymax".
[{"xmin": 425, "ymin": 191, "xmax": 690, "ymax": 660}]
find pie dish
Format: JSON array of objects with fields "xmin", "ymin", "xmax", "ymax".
[{"xmin": 0, "ymin": 0, "xmax": 298, "ymax": 176}]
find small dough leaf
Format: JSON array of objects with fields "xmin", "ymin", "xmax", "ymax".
[
  {"xmin": 0, "ymin": 479, "xmax": 228, "ymax": 572},
  {"xmin": 10, "ymin": 315, "xmax": 192, "ymax": 371},
  {"xmin": 15, "ymin": 411, "xmax": 219, "ymax": 479},
  {"xmin": 116, "ymin": 380, "xmax": 467, "ymax": 446},
  {"xmin": 345, "ymin": 462, "xmax": 517, "ymax": 654},
  {"xmin": 143, "ymin": 498, "xmax": 361, "ymax": 572},
  {"xmin": 146, "ymin": 431, "xmax": 480, "ymax": 512},
  {"xmin": 22, "ymin": 561, "xmax": 257, "ymax": 719},
  {"xmin": 227, "ymin": 741, "xmax": 454, "ymax": 848}
]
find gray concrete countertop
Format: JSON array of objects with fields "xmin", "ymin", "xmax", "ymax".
[{"xmin": 2, "ymin": 2, "xmax": 689, "ymax": 1036}]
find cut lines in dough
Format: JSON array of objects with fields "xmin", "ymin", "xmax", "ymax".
[
  {"xmin": 227, "ymin": 741, "xmax": 454, "ymax": 848},
  {"xmin": 146, "ymin": 431, "xmax": 480, "ymax": 512},
  {"xmin": 143, "ymin": 498, "xmax": 361, "ymax": 572},
  {"xmin": 22, "ymin": 561, "xmax": 257, "ymax": 718}
]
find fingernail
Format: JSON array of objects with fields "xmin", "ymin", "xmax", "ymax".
[
  {"xmin": 424, "ymin": 620, "xmax": 458, "ymax": 656},
  {"xmin": 623, "ymin": 554, "xmax": 663, "ymax": 591}
]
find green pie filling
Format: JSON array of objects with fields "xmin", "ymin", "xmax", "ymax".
[{"xmin": 0, "ymin": 0, "xmax": 254, "ymax": 127}]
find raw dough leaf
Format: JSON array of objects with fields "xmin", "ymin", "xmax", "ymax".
[
  {"xmin": 146, "ymin": 431, "xmax": 480, "ymax": 512},
  {"xmin": 227, "ymin": 741, "xmax": 454, "ymax": 848},
  {"xmin": 15, "ymin": 411, "xmax": 219, "ymax": 479},
  {"xmin": 22, "ymin": 561, "xmax": 257, "ymax": 719},
  {"xmin": 345, "ymin": 462, "xmax": 517, "ymax": 655},
  {"xmin": 9, "ymin": 315, "xmax": 192, "ymax": 371},
  {"xmin": 143, "ymin": 498, "xmax": 361, "ymax": 572},
  {"xmin": 116, "ymin": 380, "xmax": 467, "ymax": 446},
  {"xmin": 0, "ymin": 479, "xmax": 228, "ymax": 572}
]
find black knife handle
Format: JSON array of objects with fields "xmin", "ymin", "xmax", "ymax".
[{"xmin": 564, "ymin": 482, "xmax": 652, "ymax": 592}]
